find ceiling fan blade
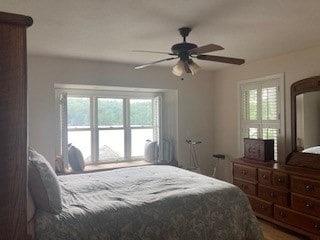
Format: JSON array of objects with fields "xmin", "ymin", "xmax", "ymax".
[
  {"xmin": 197, "ymin": 55, "xmax": 245, "ymax": 65},
  {"xmin": 134, "ymin": 57, "xmax": 178, "ymax": 69},
  {"xmin": 132, "ymin": 50, "xmax": 176, "ymax": 56},
  {"xmin": 189, "ymin": 44, "xmax": 224, "ymax": 55}
]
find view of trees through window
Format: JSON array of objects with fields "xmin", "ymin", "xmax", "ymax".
[
  {"xmin": 67, "ymin": 98, "xmax": 153, "ymax": 127},
  {"xmin": 67, "ymin": 97, "xmax": 90, "ymax": 127},
  {"xmin": 98, "ymin": 98, "xmax": 123, "ymax": 127}
]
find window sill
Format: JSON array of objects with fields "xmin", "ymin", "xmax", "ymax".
[{"xmin": 57, "ymin": 160, "xmax": 153, "ymax": 175}]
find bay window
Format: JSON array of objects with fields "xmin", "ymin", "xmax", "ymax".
[{"xmin": 55, "ymin": 86, "xmax": 162, "ymax": 168}]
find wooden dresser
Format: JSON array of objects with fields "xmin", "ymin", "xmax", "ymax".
[
  {"xmin": 0, "ymin": 12, "xmax": 33, "ymax": 240},
  {"xmin": 232, "ymin": 158, "xmax": 320, "ymax": 240}
]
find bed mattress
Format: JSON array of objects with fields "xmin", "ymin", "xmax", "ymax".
[{"xmin": 35, "ymin": 165, "xmax": 263, "ymax": 240}]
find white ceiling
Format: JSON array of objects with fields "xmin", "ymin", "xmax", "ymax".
[{"xmin": 2, "ymin": 0, "xmax": 320, "ymax": 71}]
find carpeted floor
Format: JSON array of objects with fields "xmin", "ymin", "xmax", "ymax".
[{"xmin": 258, "ymin": 219, "xmax": 308, "ymax": 240}]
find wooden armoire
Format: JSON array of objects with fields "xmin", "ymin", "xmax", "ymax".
[{"xmin": 0, "ymin": 12, "xmax": 33, "ymax": 240}]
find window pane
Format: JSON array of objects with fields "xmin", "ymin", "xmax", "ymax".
[
  {"xmin": 262, "ymin": 87, "xmax": 277, "ymax": 120},
  {"xmin": 98, "ymin": 98, "xmax": 123, "ymax": 127},
  {"xmin": 249, "ymin": 128, "xmax": 258, "ymax": 138},
  {"xmin": 99, "ymin": 130, "xmax": 124, "ymax": 161},
  {"xmin": 68, "ymin": 131, "xmax": 91, "ymax": 163},
  {"xmin": 67, "ymin": 97, "xmax": 90, "ymax": 127},
  {"xmin": 130, "ymin": 99, "xmax": 152, "ymax": 127},
  {"xmin": 242, "ymin": 127, "xmax": 258, "ymax": 139},
  {"xmin": 263, "ymin": 128, "xmax": 278, "ymax": 160},
  {"xmin": 131, "ymin": 129, "xmax": 153, "ymax": 157},
  {"xmin": 243, "ymin": 90, "xmax": 257, "ymax": 120}
]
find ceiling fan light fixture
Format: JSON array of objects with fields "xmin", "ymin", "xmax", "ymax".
[
  {"xmin": 188, "ymin": 60, "xmax": 201, "ymax": 75},
  {"xmin": 133, "ymin": 27, "xmax": 245, "ymax": 75},
  {"xmin": 172, "ymin": 60, "xmax": 185, "ymax": 76}
]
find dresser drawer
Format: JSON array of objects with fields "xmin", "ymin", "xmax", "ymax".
[
  {"xmin": 291, "ymin": 176, "xmax": 320, "ymax": 198},
  {"xmin": 233, "ymin": 179, "xmax": 257, "ymax": 196},
  {"xmin": 258, "ymin": 169, "xmax": 272, "ymax": 185},
  {"xmin": 291, "ymin": 193, "xmax": 320, "ymax": 218},
  {"xmin": 247, "ymin": 195, "xmax": 273, "ymax": 218},
  {"xmin": 272, "ymin": 172, "xmax": 289, "ymax": 189},
  {"xmin": 274, "ymin": 205, "xmax": 320, "ymax": 235},
  {"xmin": 233, "ymin": 164, "xmax": 257, "ymax": 182},
  {"xmin": 258, "ymin": 185, "xmax": 289, "ymax": 206}
]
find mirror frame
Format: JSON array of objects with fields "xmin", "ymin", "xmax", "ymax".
[{"xmin": 291, "ymin": 75, "xmax": 320, "ymax": 152}]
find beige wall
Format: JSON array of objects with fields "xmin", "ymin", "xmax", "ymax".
[
  {"xmin": 28, "ymin": 44, "xmax": 320, "ymax": 181},
  {"xmin": 211, "ymin": 44, "xmax": 320, "ymax": 164},
  {"xmin": 27, "ymin": 55, "xmax": 216, "ymax": 175}
]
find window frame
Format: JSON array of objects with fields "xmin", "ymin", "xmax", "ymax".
[
  {"xmin": 238, "ymin": 73, "xmax": 285, "ymax": 160},
  {"xmin": 55, "ymin": 86, "xmax": 163, "ymax": 167}
]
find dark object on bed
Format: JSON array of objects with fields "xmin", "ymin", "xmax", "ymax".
[
  {"xmin": 68, "ymin": 144, "xmax": 85, "ymax": 171},
  {"xmin": 244, "ymin": 138, "xmax": 274, "ymax": 161},
  {"xmin": 34, "ymin": 165, "xmax": 264, "ymax": 240}
]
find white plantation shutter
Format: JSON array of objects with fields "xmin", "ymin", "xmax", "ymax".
[
  {"xmin": 153, "ymin": 95, "xmax": 163, "ymax": 160},
  {"xmin": 59, "ymin": 92, "xmax": 69, "ymax": 168},
  {"xmin": 240, "ymin": 74, "xmax": 284, "ymax": 160},
  {"xmin": 262, "ymin": 86, "xmax": 278, "ymax": 121}
]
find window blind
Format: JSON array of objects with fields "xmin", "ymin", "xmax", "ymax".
[{"xmin": 240, "ymin": 75, "xmax": 284, "ymax": 160}]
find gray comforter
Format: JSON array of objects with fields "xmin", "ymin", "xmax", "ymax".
[{"xmin": 35, "ymin": 165, "xmax": 263, "ymax": 240}]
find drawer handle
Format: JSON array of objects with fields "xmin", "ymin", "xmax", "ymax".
[
  {"xmin": 242, "ymin": 170, "xmax": 248, "ymax": 175},
  {"xmin": 276, "ymin": 178, "xmax": 283, "ymax": 183},
  {"xmin": 314, "ymin": 223, "xmax": 320, "ymax": 231},
  {"xmin": 241, "ymin": 184, "xmax": 248, "ymax": 190},
  {"xmin": 305, "ymin": 184, "xmax": 314, "ymax": 191},
  {"xmin": 259, "ymin": 205, "xmax": 265, "ymax": 210},
  {"xmin": 270, "ymin": 192, "xmax": 276, "ymax": 198},
  {"xmin": 305, "ymin": 202, "xmax": 314, "ymax": 209},
  {"xmin": 279, "ymin": 211, "xmax": 287, "ymax": 218},
  {"xmin": 262, "ymin": 174, "xmax": 267, "ymax": 179}
]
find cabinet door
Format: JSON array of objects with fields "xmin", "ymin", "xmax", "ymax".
[
  {"xmin": 233, "ymin": 164, "xmax": 257, "ymax": 182},
  {"xmin": 291, "ymin": 193, "xmax": 320, "ymax": 218},
  {"xmin": 291, "ymin": 176, "xmax": 320, "ymax": 198},
  {"xmin": 247, "ymin": 195, "xmax": 273, "ymax": 218},
  {"xmin": 258, "ymin": 169, "xmax": 272, "ymax": 185},
  {"xmin": 233, "ymin": 179, "xmax": 257, "ymax": 196},
  {"xmin": 272, "ymin": 172, "xmax": 289, "ymax": 189},
  {"xmin": 258, "ymin": 185, "xmax": 289, "ymax": 206},
  {"xmin": 275, "ymin": 205, "xmax": 320, "ymax": 235}
]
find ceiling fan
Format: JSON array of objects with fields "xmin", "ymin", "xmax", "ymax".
[{"xmin": 133, "ymin": 27, "xmax": 245, "ymax": 76}]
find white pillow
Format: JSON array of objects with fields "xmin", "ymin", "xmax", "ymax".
[
  {"xmin": 302, "ymin": 146, "xmax": 320, "ymax": 154},
  {"xmin": 144, "ymin": 140, "xmax": 158, "ymax": 162},
  {"xmin": 28, "ymin": 148, "xmax": 62, "ymax": 214}
]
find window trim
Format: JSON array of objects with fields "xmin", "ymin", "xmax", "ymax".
[
  {"xmin": 237, "ymin": 73, "xmax": 285, "ymax": 160},
  {"xmin": 55, "ymin": 85, "xmax": 163, "ymax": 167}
]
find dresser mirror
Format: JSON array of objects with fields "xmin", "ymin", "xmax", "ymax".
[{"xmin": 287, "ymin": 75, "xmax": 320, "ymax": 169}]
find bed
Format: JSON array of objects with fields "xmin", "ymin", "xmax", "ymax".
[{"xmin": 28, "ymin": 149, "xmax": 263, "ymax": 240}]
